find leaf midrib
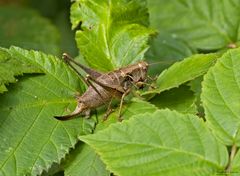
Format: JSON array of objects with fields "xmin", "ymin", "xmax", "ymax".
[
  {"xmin": 83, "ymin": 139, "xmax": 223, "ymax": 169},
  {"xmin": 0, "ymin": 99, "xmax": 75, "ymax": 112},
  {"xmin": 0, "ymin": 104, "xmax": 46, "ymax": 171},
  {"xmin": 104, "ymin": 0, "xmax": 113, "ymax": 67}
]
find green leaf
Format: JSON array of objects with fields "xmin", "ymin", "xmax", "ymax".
[
  {"xmin": 0, "ymin": 48, "xmax": 41, "ymax": 94},
  {"xmin": 148, "ymin": 0, "xmax": 240, "ymax": 50},
  {"xmin": 96, "ymin": 98, "xmax": 158, "ymax": 130},
  {"xmin": 150, "ymin": 85, "xmax": 197, "ymax": 114},
  {"xmin": 64, "ymin": 143, "xmax": 110, "ymax": 176},
  {"xmin": 0, "ymin": 85, "xmax": 7, "ymax": 93},
  {"xmin": 80, "ymin": 109, "xmax": 228, "ymax": 176},
  {"xmin": 146, "ymin": 32, "xmax": 195, "ymax": 76},
  {"xmin": 189, "ymin": 77, "xmax": 203, "ymax": 101},
  {"xmin": 0, "ymin": 47, "xmax": 95, "ymax": 176},
  {"xmin": 0, "ymin": 5, "xmax": 60, "ymax": 55},
  {"xmin": 202, "ymin": 48, "xmax": 240, "ymax": 145},
  {"xmin": 71, "ymin": 0, "xmax": 155, "ymax": 71},
  {"xmin": 144, "ymin": 53, "xmax": 220, "ymax": 95}
]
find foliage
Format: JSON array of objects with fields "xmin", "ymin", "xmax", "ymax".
[
  {"xmin": 143, "ymin": 53, "xmax": 220, "ymax": 95},
  {"xmin": 0, "ymin": 0, "xmax": 240, "ymax": 176},
  {"xmin": 0, "ymin": 47, "xmax": 94, "ymax": 176},
  {"xmin": 0, "ymin": 5, "xmax": 61, "ymax": 55},
  {"xmin": 0, "ymin": 47, "xmax": 41, "ymax": 93},
  {"xmin": 71, "ymin": 0, "xmax": 155, "ymax": 71},
  {"xmin": 147, "ymin": 0, "xmax": 240, "ymax": 51},
  {"xmin": 81, "ymin": 109, "xmax": 228, "ymax": 176},
  {"xmin": 202, "ymin": 48, "xmax": 240, "ymax": 145}
]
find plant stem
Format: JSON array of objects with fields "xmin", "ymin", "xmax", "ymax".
[{"xmin": 226, "ymin": 144, "xmax": 238, "ymax": 173}]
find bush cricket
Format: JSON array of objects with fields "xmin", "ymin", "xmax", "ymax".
[{"xmin": 54, "ymin": 53, "xmax": 149, "ymax": 121}]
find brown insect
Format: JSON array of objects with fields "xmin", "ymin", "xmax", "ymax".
[{"xmin": 54, "ymin": 53, "xmax": 149, "ymax": 121}]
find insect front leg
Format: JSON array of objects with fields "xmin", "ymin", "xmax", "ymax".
[
  {"xmin": 136, "ymin": 81, "xmax": 157, "ymax": 89},
  {"xmin": 102, "ymin": 97, "xmax": 115, "ymax": 121},
  {"xmin": 118, "ymin": 88, "xmax": 131, "ymax": 121},
  {"xmin": 147, "ymin": 75, "xmax": 157, "ymax": 81}
]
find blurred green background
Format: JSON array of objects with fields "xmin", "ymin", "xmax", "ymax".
[
  {"xmin": 0, "ymin": 0, "xmax": 197, "ymax": 76},
  {"xmin": 0, "ymin": 0, "xmax": 78, "ymax": 57}
]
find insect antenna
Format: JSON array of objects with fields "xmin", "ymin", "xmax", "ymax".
[
  {"xmin": 62, "ymin": 54, "xmax": 90, "ymax": 86},
  {"xmin": 62, "ymin": 53, "xmax": 102, "ymax": 78},
  {"xmin": 148, "ymin": 60, "xmax": 176, "ymax": 66}
]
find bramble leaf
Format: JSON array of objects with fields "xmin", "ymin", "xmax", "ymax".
[
  {"xmin": 148, "ymin": 0, "xmax": 240, "ymax": 50},
  {"xmin": 71, "ymin": 0, "xmax": 155, "ymax": 71},
  {"xmin": 64, "ymin": 143, "xmax": 110, "ymax": 176},
  {"xmin": 63, "ymin": 98, "xmax": 157, "ymax": 176},
  {"xmin": 81, "ymin": 109, "xmax": 228, "ymax": 176},
  {"xmin": 0, "ymin": 47, "xmax": 41, "ymax": 94},
  {"xmin": 143, "ymin": 53, "xmax": 220, "ymax": 95},
  {"xmin": 202, "ymin": 48, "xmax": 240, "ymax": 145},
  {"xmin": 0, "ymin": 47, "xmax": 95, "ymax": 176}
]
